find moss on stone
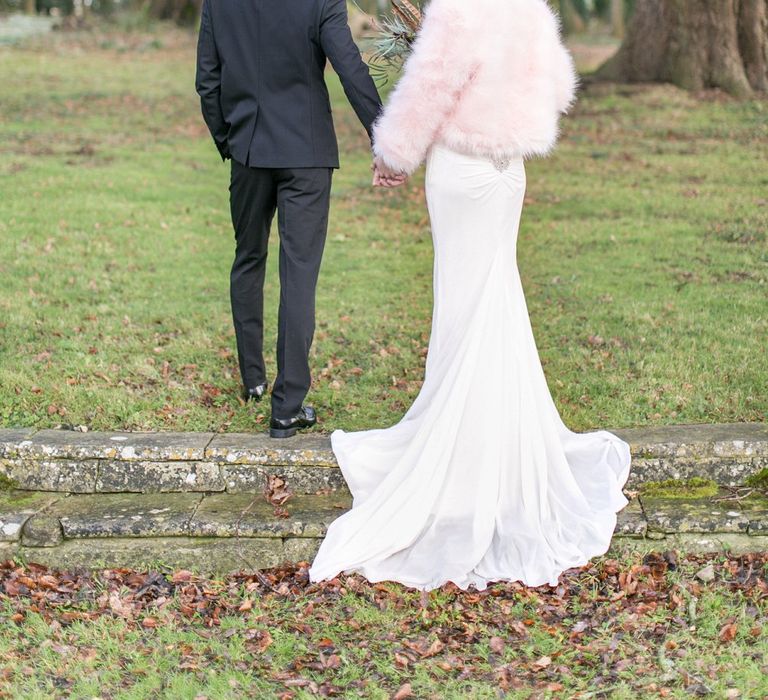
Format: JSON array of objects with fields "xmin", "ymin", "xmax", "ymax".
[
  {"xmin": 0, "ymin": 490, "xmax": 42, "ymax": 507},
  {"xmin": 640, "ymin": 477, "xmax": 719, "ymax": 499},
  {"xmin": 0, "ymin": 473, "xmax": 20, "ymax": 491},
  {"xmin": 745, "ymin": 468, "xmax": 768, "ymax": 489}
]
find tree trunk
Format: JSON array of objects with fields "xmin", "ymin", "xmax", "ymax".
[
  {"xmin": 559, "ymin": 0, "xmax": 587, "ymax": 34},
  {"xmin": 610, "ymin": 0, "xmax": 625, "ymax": 37},
  {"xmin": 24, "ymin": 0, "xmax": 36, "ymax": 14},
  {"xmin": 596, "ymin": 0, "xmax": 768, "ymax": 97}
]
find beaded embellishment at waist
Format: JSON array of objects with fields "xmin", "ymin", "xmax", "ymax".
[{"xmin": 492, "ymin": 155, "xmax": 512, "ymax": 172}]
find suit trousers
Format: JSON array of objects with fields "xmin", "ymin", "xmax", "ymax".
[{"xmin": 229, "ymin": 159, "xmax": 332, "ymax": 419}]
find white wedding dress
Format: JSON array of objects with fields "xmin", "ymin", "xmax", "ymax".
[{"xmin": 309, "ymin": 144, "xmax": 632, "ymax": 590}]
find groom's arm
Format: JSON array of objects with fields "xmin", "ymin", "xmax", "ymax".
[
  {"xmin": 319, "ymin": 0, "xmax": 383, "ymax": 142},
  {"xmin": 195, "ymin": 0, "xmax": 230, "ymax": 161}
]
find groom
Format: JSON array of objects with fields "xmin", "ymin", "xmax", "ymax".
[{"xmin": 196, "ymin": 0, "xmax": 398, "ymax": 438}]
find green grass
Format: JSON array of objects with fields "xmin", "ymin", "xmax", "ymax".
[
  {"xmin": 1, "ymin": 553, "xmax": 767, "ymax": 698},
  {"xmin": 0, "ymin": 29, "xmax": 766, "ymax": 434},
  {"xmin": 746, "ymin": 469, "xmax": 768, "ymax": 489}
]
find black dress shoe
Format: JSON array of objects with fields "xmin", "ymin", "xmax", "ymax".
[
  {"xmin": 242, "ymin": 383, "xmax": 268, "ymax": 403},
  {"xmin": 269, "ymin": 406, "xmax": 317, "ymax": 439}
]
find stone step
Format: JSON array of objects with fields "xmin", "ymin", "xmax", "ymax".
[
  {"xmin": 1, "ymin": 487, "xmax": 766, "ymax": 575},
  {"xmin": 1, "ymin": 423, "xmax": 766, "ymax": 496}
]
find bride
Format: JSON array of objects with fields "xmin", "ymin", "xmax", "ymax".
[{"xmin": 309, "ymin": 0, "xmax": 632, "ymax": 590}]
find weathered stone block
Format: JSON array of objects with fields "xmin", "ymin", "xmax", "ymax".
[
  {"xmin": 14, "ymin": 429, "xmax": 215, "ymax": 461},
  {"xmin": 0, "ymin": 458, "xmax": 98, "ymax": 493},
  {"xmin": 625, "ymin": 456, "xmax": 767, "ymax": 489},
  {"xmin": 284, "ymin": 537, "xmax": 321, "ymax": 563},
  {"xmin": 48, "ymin": 493, "xmax": 202, "ymax": 538},
  {"xmin": 660, "ymin": 534, "xmax": 768, "ymax": 554},
  {"xmin": 207, "ymin": 433, "xmax": 336, "ymax": 467},
  {"xmin": 0, "ymin": 428, "xmax": 38, "ymax": 458},
  {"xmin": 641, "ymin": 492, "xmax": 768, "ymax": 534},
  {"xmin": 95, "ymin": 460, "xmax": 225, "ymax": 492},
  {"xmin": 223, "ymin": 464, "xmax": 349, "ymax": 494},
  {"xmin": 0, "ymin": 490, "xmax": 61, "ymax": 542},
  {"xmin": 615, "ymin": 423, "xmax": 768, "ymax": 459},
  {"xmin": 609, "ymin": 533, "xmax": 768, "ymax": 555},
  {"xmin": 0, "ymin": 541, "xmax": 19, "ymax": 560},
  {"xmin": 19, "ymin": 536, "xmax": 287, "ymax": 574},
  {"xmin": 189, "ymin": 493, "xmax": 351, "ymax": 538},
  {"xmin": 615, "ymin": 499, "xmax": 647, "ymax": 537},
  {"xmin": 22, "ymin": 513, "xmax": 64, "ymax": 547}
]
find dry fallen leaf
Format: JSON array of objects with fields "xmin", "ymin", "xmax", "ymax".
[
  {"xmin": 392, "ymin": 683, "xmax": 412, "ymax": 700},
  {"xmin": 718, "ymin": 621, "xmax": 738, "ymax": 643},
  {"xmin": 489, "ymin": 636, "xmax": 505, "ymax": 654},
  {"xmin": 265, "ymin": 475, "xmax": 293, "ymax": 507}
]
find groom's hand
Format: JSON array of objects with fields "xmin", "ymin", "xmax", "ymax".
[{"xmin": 372, "ymin": 157, "xmax": 407, "ymax": 188}]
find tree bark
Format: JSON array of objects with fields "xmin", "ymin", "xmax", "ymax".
[
  {"xmin": 24, "ymin": 0, "xmax": 36, "ymax": 15},
  {"xmin": 559, "ymin": 0, "xmax": 587, "ymax": 34},
  {"xmin": 610, "ymin": 0, "xmax": 625, "ymax": 37},
  {"xmin": 596, "ymin": 0, "xmax": 768, "ymax": 97}
]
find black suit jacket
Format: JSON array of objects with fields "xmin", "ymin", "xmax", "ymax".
[{"xmin": 195, "ymin": 0, "xmax": 382, "ymax": 168}]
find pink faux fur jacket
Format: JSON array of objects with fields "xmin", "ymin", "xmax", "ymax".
[{"xmin": 372, "ymin": 0, "xmax": 578, "ymax": 174}]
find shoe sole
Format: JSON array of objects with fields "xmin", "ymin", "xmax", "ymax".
[{"xmin": 269, "ymin": 427, "xmax": 298, "ymax": 439}]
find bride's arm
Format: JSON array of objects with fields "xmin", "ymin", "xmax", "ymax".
[{"xmin": 372, "ymin": 0, "xmax": 475, "ymax": 175}]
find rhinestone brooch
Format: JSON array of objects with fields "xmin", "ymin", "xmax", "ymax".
[{"xmin": 492, "ymin": 155, "xmax": 512, "ymax": 172}]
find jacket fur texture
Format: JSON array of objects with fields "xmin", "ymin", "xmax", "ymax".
[{"xmin": 372, "ymin": 0, "xmax": 578, "ymax": 174}]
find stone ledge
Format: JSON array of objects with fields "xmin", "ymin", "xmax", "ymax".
[
  {"xmin": 614, "ymin": 423, "xmax": 768, "ymax": 458},
  {"xmin": 0, "ymin": 423, "xmax": 766, "ymax": 495},
  {"xmin": 4, "ymin": 532, "xmax": 766, "ymax": 576},
  {"xmin": 0, "ymin": 491, "xmax": 61, "ymax": 542},
  {"xmin": 1, "ymin": 429, "xmax": 215, "ymax": 461},
  {"xmin": 0, "ymin": 458, "xmax": 349, "ymax": 496},
  {"xmin": 10, "ymin": 536, "xmax": 320, "ymax": 574},
  {"xmin": 8, "ymin": 492, "xmax": 352, "ymax": 544},
  {"xmin": 640, "ymin": 490, "xmax": 768, "ymax": 536},
  {"xmin": 0, "ymin": 490, "xmax": 764, "ymax": 575},
  {"xmin": 206, "ymin": 433, "xmax": 336, "ymax": 466}
]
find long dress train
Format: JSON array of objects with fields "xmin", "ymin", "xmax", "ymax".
[{"xmin": 308, "ymin": 144, "xmax": 632, "ymax": 591}]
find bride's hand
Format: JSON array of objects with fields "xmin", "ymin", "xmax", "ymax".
[{"xmin": 372, "ymin": 158, "xmax": 407, "ymax": 188}]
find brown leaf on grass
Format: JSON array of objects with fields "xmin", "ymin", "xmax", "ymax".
[
  {"xmin": 394, "ymin": 652, "xmax": 410, "ymax": 668},
  {"xmin": 489, "ymin": 636, "xmax": 505, "ymax": 654},
  {"xmin": 392, "ymin": 683, "xmax": 412, "ymax": 700},
  {"xmin": 533, "ymin": 655, "xmax": 552, "ymax": 669},
  {"xmin": 718, "ymin": 621, "xmax": 738, "ymax": 643},
  {"xmin": 587, "ymin": 334, "xmax": 605, "ymax": 347},
  {"xmin": 403, "ymin": 637, "xmax": 445, "ymax": 658},
  {"xmin": 322, "ymin": 653, "xmax": 341, "ymax": 669},
  {"xmin": 172, "ymin": 570, "xmax": 194, "ymax": 584},
  {"xmin": 245, "ymin": 628, "xmax": 273, "ymax": 652}
]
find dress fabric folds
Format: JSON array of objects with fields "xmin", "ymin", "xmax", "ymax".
[{"xmin": 309, "ymin": 145, "xmax": 632, "ymax": 590}]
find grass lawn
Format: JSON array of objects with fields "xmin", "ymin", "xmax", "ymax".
[
  {"xmin": 0, "ymin": 26, "xmax": 766, "ymax": 434},
  {"xmin": 1, "ymin": 553, "xmax": 767, "ymax": 698}
]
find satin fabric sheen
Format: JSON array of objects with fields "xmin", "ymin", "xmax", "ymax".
[{"xmin": 309, "ymin": 145, "xmax": 632, "ymax": 590}]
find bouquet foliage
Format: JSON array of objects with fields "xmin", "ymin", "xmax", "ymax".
[{"xmin": 365, "ymin": 0, "xmax": 424, "ymax": 85}]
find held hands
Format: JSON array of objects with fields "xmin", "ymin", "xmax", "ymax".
[{"xmin": 372, "ymin": 157, "xmax": 408, "ymax": 188}]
